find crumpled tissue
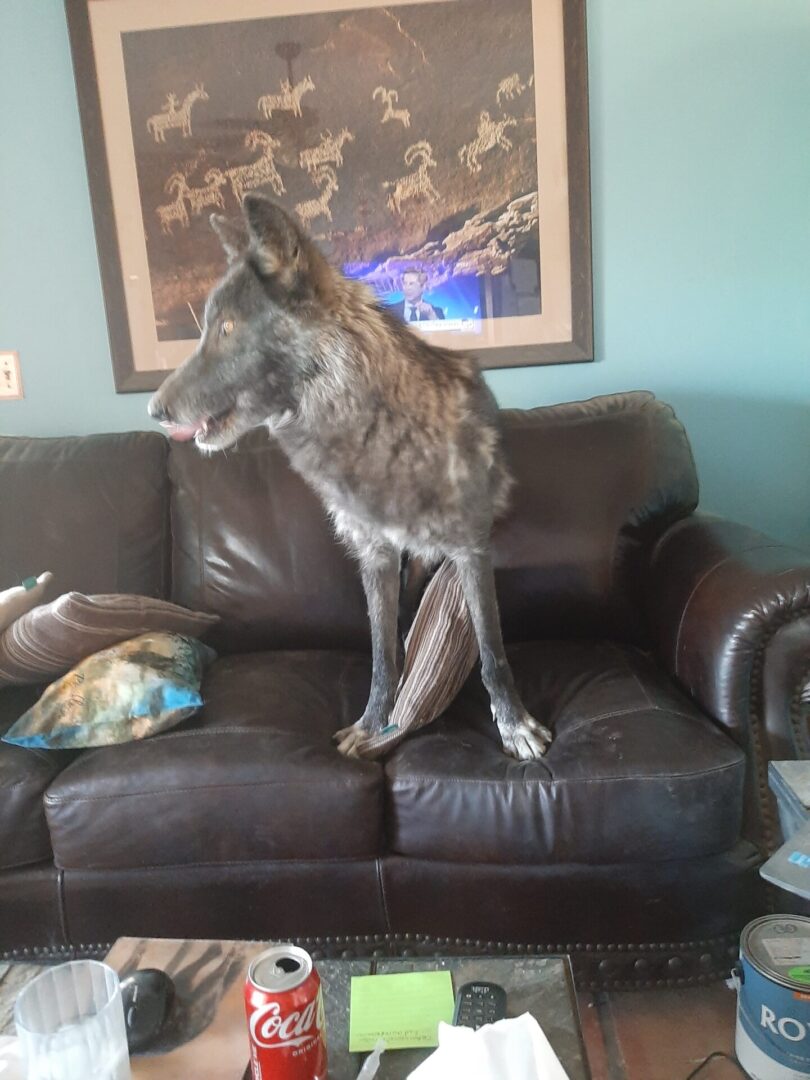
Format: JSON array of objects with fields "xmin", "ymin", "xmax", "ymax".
[
  {"xmin": 0, "ymin": 1035, "xmax": 23, "ymax": 1079},
  {"xmin": 407, "ymin": 1012, "xmax": 570, "ymax": 1079}
]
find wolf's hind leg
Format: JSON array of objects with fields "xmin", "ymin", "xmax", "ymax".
[{"xmin": 450, "ymin": 549, "xmax": 552, "ymax": 760}]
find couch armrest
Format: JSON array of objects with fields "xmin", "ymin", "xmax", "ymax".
[
  {"xmin": 647, "ymin": 514, "xmax": 810, "ymax": 746},
  {"xmin": 646, "ymin": 514, "xmax": 810, "ymax": 850}
]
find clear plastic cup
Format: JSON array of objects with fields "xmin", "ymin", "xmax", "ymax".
[{"xmin": 14, "ymin": 960, "xmax": 131, "ymax": 1079}]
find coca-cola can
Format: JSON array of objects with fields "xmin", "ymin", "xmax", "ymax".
[{"xmin": 245, "ymin": 944, "xmax": 328, "ymax": 1080}]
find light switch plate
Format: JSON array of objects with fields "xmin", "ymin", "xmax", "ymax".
[{"xmin": 0, "ymin": 351, "xmax": 23, "ymax": 399}]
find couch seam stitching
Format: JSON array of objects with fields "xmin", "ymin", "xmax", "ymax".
[
  {"xmin": 376, "ymin": 857, "xmax": 392, "ymax": 934},
  {"xmin": 559, "ymin": 704, "xmax": 725, "ymax": 737},
  {"xmin": 388, "ymin": 759, "xmax": 743, "ymax": 787},
  {"xmin": 45, "ymin": 778, "xmax": 379, "ymax": 805},
  {"xmin": 610, "ymin": 641, "xmax": 655, "ymax": 711},
  {"xmin": 54, "ymin": 855, "xmax": 380, "ymax": 872}
]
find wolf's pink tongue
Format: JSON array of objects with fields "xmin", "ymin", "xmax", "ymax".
[{"xmin": 160, "ymin": 420, "xmax": 203, "ymax": 442}]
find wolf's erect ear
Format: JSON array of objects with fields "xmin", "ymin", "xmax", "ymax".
[
  {"xmin": 242, "ymin": 194, "xmax": 301, "ymax": 280},
  {"xmin": 210, "ymin": 214, "xmax": 248, "ymax": 264}
]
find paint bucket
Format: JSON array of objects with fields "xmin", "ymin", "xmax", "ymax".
[{"xmin": 735, "ymin": 915, "xmax": 810, "ymax": 1079}]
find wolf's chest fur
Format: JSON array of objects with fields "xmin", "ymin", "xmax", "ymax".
[{"xmin": 271, "ymin": 320, "xmax": 510, "ymax": 556}]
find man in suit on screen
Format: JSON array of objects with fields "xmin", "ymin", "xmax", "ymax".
[{"xmin": 389, "ymin": 269, "xmax": 445, "ymax": 322}]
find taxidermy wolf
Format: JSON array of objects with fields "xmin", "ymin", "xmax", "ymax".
[{"xmin": 148, "ymin": 194, "xmax": 551, "ymax": 761}]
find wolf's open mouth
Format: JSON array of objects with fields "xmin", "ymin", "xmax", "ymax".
[
  {"xmin": 160, "ymin": 404, "xmax": 235, "ymax": 443},
  {"xmin": 197, "ymin": 405, "xmax": 236, "ymax": 443}
]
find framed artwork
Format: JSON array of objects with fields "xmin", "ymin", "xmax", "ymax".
[{"xmin": 66, "ymin": 0, "xmax": 593, "ymax": 392}]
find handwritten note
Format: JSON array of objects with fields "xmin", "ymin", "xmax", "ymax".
[{"xmin": 349, "ymin": 971, "xmax": 455, "ymax": 1052}]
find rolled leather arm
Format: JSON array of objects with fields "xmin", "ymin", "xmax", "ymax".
[{"xmin": 645, "ymin": 514, "xmax": 810, "ymax": 758}]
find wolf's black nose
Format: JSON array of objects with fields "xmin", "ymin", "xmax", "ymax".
[{"xmin": 148, "ymin": 396, "xmax": 170, "ymax": 422}]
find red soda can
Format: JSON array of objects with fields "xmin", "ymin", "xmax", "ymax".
[{"xmin": 245, "ymin": 944, "xmax": 328, "ymax": 1080}]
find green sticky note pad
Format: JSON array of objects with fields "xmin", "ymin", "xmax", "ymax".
[{"xmin": 349, "ymin": 971, "xmax": 455, "ymax": 1052}]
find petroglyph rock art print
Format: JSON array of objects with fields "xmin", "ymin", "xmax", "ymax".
[
  {"xmin": 299, "ymin": 129, "xmax": 355, "ymax": 174},
  {"xmin": 496, "ymin": 72, "xmax": 534, "ymax": 106},
  {"xmin": 383, "ymin": 141, "xmax": 439, "ymax": 214},
  {"xmin": 156, "ymin": 173, "xmax": 191, "ymax": 234},
  {"xmin": 147, "ymin": 85, "xmax": 209, "ymax": 143},
  {"xmin": 458, "ymin": 111, "xmax": 518, "ymax": 174},
  {"xmin": 294, "ymin": 166, "xmax": 339, "ymax": 228},
  {"xmin": 372, "ymin": 86, "xmax": 411, "ymax": 128},
  {"xmin": 257, "ymin": 75, "xmax": 315, "ymax": 119},
  {"xmin": 226, "ymin": 131, "xmax": 286, "ymax": 203}
]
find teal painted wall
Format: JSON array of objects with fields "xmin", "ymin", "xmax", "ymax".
[{"xmin": 1, "ymin": 1, "xmax": 808, "ymax": 547}]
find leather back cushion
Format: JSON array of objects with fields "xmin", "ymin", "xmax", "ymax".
[
  {"xmin": 0, "ymin": 433, "xmax": 169, "ymax": 603},
  {"xmin": 170, "ymin": 392, "xmax": 699, "ymax": 650},
  {"xmin": 494, "ymin": 392, "xmax": 698, "ymax": 642},
  {"xmin": 169, "ymin": 435, "xmax": 370, "ymax": 652}
]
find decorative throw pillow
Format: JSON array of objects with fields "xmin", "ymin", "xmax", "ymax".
[
  {"xmin": 0, "ymin": 593, "xmax": 219, "ymax": 687},
  {"xmin": 0, "ymin": 572, "xmax": 53, "ymax": 634},
  {"xmin": 2, "ymin": 632, "xmax": 216, "ymax": 749},
  {"xmin": 356, "ymin": 558, "xmax": 479, "ymax": 759}
]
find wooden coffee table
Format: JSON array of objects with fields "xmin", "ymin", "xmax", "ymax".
[{"xmin": 1, "ymin": 938, "xmax": 590, "ymax": 1078}]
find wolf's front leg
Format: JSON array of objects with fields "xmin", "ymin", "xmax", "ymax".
[
  {"xmin": 451, "ymin": 549, "xmax": 552, "ymax": 760},
  {"xmin": 335, "ymin": 545, "xmax": 401, "ymax": 758}
]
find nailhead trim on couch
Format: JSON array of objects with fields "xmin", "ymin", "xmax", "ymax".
[{"xmin": 0, "ymin": 932, "xmax": 741, "ymax": 992}]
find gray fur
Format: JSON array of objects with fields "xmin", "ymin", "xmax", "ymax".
[{"xmin": 148, "ymin": 195, "xmax": 551, "ymax": 759}]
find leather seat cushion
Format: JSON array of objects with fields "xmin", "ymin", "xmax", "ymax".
[
  {"xmin": 44, "ymin": 651, "xmax": 381, "ymax": 870},
  {"xmin": 0, "ymin": 685, "xmax": 77, "ymax": 869},
  {"xmin": 384, "ymin": 641, "xmax": 745, "ymax": 864}
]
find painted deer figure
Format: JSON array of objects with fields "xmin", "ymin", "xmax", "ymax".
[
  {"xmin": 147, "ymin": 84, "xmax": 209, "ymax": 143},
  {"xmin": 298, "ymin": 128, "xmax": 355, "ymax": 174},
  {"xmin": 372, "ymin": 86, "xmax": 411, "ymax": 128},
  {"xmin": 383, "ymin": 141, "xmax": 439, "ymax": 214},
  {"xmin": 226, "ymin": 131, "xmax": 286, "ymax": 203},
  {"xmin": 155, "ymin": 173, "xmax": 190, "ymax": 234},
  {"xmin": 458, "ymin": 111, "xmax": 518, "ymax": 174},
  {"xmin": 294, "ymin": 166, "xmax": 339, "ymax": 228},
  {"xmin": 496, "ymin": 72, "xmax": 534, "ymax": 106},
  {"xmin": 257, "ymin": 75, "xmax": 315, "ymax": 120},
  {"xmin": 185, "ymin": 169, "xmax": 227, "ymax": 215}
]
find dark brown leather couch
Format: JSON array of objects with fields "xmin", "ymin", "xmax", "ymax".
[{"xmin": 2, "ymin": 391, "xmax": 808, "ymax": 988}]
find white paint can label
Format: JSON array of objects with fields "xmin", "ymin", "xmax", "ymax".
[{"xmin": 736, "ymin": 916, "xmax": 810, "ymax": 1079}]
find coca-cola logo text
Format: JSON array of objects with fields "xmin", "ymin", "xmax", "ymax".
[{"xmin": 249, "ymin": 997, "xmax": 320, "ymax": 1050}]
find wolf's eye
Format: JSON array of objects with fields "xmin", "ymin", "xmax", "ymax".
[{"xmin": 221, "ymin": 319, "xmax": 235, "ymax": 337}]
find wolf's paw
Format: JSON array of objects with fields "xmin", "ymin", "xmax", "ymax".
[
  {"xmin": 497, "ymin": 712, "xmax": 552, "ymax": 761},
  {"xmin": 334, "ymin": 719, "xmax": 375, "ymax": 759}
]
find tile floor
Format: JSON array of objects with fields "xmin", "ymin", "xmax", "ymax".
[{"xmin": 578, "ymin": 983, "xmax": 746, "ymax": 1079}]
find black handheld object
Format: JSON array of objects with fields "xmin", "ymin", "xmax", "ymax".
[
  {"xmin": 452, "ymin": 981, "xmax": 507, "ymax": 1030},
  {"xmin": 120, "ymin": 968, "xmax": 175, "ymax": 1053}
]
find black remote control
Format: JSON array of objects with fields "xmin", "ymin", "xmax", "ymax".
[{"xmin": 452, "ymin": 981, "xmax": 507, "ymax": 1029}]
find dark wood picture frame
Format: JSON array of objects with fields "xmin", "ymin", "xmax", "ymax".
[{"xmin": 66, "ymin": 0, "xmax": 593, "ymax": 393}]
